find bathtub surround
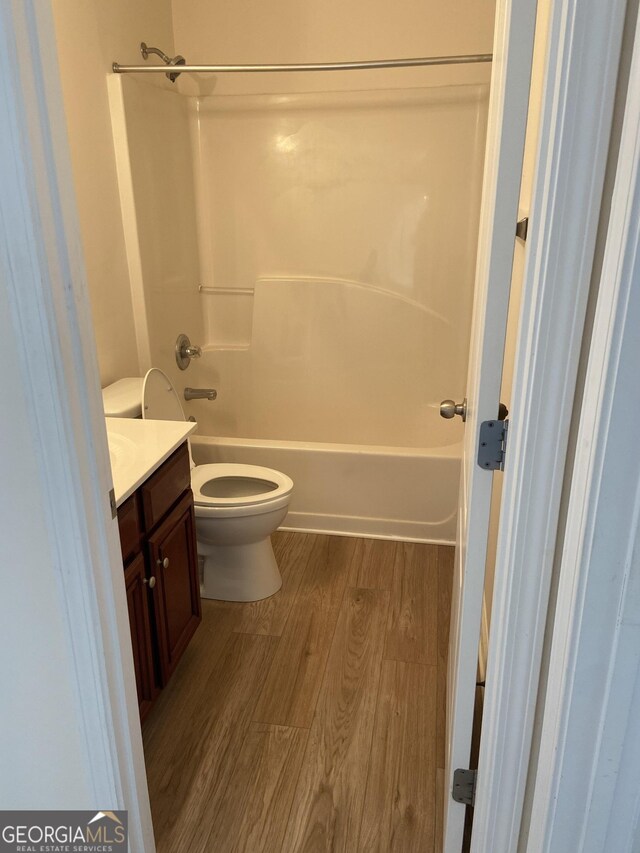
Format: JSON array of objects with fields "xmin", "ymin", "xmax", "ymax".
[
  {"xmin": 190, "ymin": 84, "xmax": 488, "ymax": 446},
  {"xmin": 107, "ymin": 73, "xmax": 488, "ymax": 543}
]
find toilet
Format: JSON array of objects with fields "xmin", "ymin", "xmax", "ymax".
[{"xmin": 102, "ymin": 369, "xmax": 293, "ymax": 602}]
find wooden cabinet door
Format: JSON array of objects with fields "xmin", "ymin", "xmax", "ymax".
[
  {"xmin": 148, "ymin": 490, "xmax": 202, "ymax": 685},
  {"xmin": 124, "ymin": 551, "xmax": 158, "ymax": 721}
]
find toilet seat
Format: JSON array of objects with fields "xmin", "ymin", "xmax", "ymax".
[
  {"xmin": 142, "ymin": 367, "xmax": 186, "ymax": 421},
  {"xmin": 191, "ymin": 463, "xmax": 293, "ymax": 508},
  {"xmin": 140, "ymin": 367, "xmax": 294, "ymax": 523}
]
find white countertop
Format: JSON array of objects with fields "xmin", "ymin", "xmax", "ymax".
[{"xmin": 106, "ymin": 417, "xmax": 197, "ymax": 507}]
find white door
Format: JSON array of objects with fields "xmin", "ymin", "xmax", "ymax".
[{"xmin": 443, "ymin": 2, "xmax": 538, "ymax": 850}]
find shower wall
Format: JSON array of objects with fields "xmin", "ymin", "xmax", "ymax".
[{"xmin": 188, "ymin": 85, "xmax": 489, "ymax": 446}]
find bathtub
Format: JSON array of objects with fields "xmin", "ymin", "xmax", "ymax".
[{"xmin": 191, "ymin": 435, "xmax": 460, "ymax": 544}]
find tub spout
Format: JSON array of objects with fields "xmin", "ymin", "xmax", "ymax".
[{"xmin": 184, "ymin": 388, "xmax": 217, "ymax": 401}]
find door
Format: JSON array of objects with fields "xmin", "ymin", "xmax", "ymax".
[
  {"xmin": 148, "ymin": 491, "xmax": 202, "ymax": 685},
  {"xmin": 443, "ymin": 2, "xmax": 538, "ymax": 850},
  {"xmin": 124, "ymin": 552, "xmax": 159, "ymax": 721}
]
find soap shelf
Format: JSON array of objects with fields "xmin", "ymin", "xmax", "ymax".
[{"xmin": 199, "ymin": 285, "xmax": 254, "ymax": 348}]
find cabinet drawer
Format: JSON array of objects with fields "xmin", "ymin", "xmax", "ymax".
[
  {"xmin": 141, "ymin": 442, "xmax": 191, "ymax": 531},
  {"xmin": 117, "ymin": 492, "xmax": 142, "ymax": 565}
]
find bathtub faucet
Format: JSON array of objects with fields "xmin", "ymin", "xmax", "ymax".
[{"xmin": 184, "ymin": 387, "xmax": 217, "ymax": 401}]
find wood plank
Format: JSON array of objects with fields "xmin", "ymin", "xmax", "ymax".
[
  {"xmin": 384, "ymin": 542, "xmax": 439, "ymax": 666},
  {"xmin": 347, "ymin": 537, "xmax": 398, "ymax": 590},
  {"xmin": 282, "ymin": 587, "xmax": 390, "ymax": 852},
  {"xmin": 143, "ymin": 533, "xmax": 451, "ymax": 853},
  {"xmin": 437, "ymin": 545, "xmax": 454, "ymax": 769},
  {"xmin": 232, "ymin": 531, "xmax": 312, "ymax": 637},
  {"xmin": 143, "ymin": 599, "xmax": 238, "ymax": 751},
  {"xmin": 205, "ymin": 722, "xmax": 308, "ymax": 852},
  {"xmin": 253, "ymin": 534, "xmax": 355, "ymax": 728},
  {"xmin": 359, "ymin": 660, "xmax": 437, "ymax": 852},
  {"xmin": 146, "ymin": 631, "xmax": 278, "ymax": 852}
]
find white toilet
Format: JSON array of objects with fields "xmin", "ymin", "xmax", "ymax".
[{"xmin": 102, "ymin": 369, "xmax": 293, "ymax": 602}]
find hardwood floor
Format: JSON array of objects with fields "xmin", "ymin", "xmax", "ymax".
[{"xmin": 143, "ymin": 531, "xmax": 454, "ymax": 853}]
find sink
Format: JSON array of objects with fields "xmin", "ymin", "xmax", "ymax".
[
  {"xmin": 106, "ymin": 429, "xmax": 137, "ymax": 475},
  {"xmin": 105, "ymin": 416, "xmax": 197, "ymax": 507}
]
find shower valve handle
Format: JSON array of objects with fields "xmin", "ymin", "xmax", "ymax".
[{"xmin": 175, "ymin": 333, "xmax": 202, "ymax": 370}]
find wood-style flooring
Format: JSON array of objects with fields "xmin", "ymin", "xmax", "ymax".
[{"xmin": 143, "ymin": 532, "xmax": 453, "ymax": 853}]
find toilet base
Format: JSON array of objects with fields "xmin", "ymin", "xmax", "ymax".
[{"xmin": 199, "ymin": 536, "xmax": 282, "ymax": 602}]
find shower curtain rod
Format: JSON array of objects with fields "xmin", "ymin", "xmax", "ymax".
[{"xmin": 112, "ymin": 53, "xmax": 493, "ymax": 75}]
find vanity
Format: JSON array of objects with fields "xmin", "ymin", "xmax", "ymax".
[{"xmin": 107, "ymin": 417, "xmax": 201, "ymax": 722}]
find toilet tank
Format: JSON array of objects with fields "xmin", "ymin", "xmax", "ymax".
[{"xmin": 102, "ymin": 378, "xmax": 144, "ymax": 418}]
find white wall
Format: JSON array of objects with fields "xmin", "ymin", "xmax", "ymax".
[
  {"xmin": 0, "ymin": 283, "xmax": 91, "ymax": 806},
  {"xmin": 51, "ymin": 0, "xmax": 175, "ymax": 385},
  {"xmin": 172, "ymin": 0, "xmax": 495, "ymax": 95}
]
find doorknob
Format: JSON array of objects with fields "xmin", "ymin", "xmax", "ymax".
[{"xmin": 440, "ymin": 398, "xmax": 467, "ymax": 421}]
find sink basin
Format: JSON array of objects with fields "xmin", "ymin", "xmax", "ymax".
[
  {"xmin": 106, "ymin": 431, "xmax": 137, "ymax": 473},
  {"xmin": 105, "ymin": 416, "xmax": 197, "ymax": 507}
]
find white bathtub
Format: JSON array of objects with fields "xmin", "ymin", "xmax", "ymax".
[{"xmin": 191, "ymin": 435, "xmax": 460, "ymax": 544}]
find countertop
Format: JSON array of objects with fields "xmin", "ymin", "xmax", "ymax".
[{"xmin": 106, "ymin": 417, "xmax": 197, "ymax": 508}]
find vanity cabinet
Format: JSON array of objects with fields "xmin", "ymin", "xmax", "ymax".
[
  {"xmin": 117, "ymin": 443, "xmax": 201, "ymax": 722},
  {"xmin": 147, "ymin": 491, "xmax": 200, "ymax": 685},
  {"xmin": 124, "ymin": 552, "xmax": 158, "ymax": 719}
]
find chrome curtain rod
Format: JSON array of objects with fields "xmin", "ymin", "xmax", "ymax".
[{"xmin": 112, "ymin": 53, "xmax": 493, "ymax": 75}]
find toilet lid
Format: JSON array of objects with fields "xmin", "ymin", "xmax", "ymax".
[
  {"xmin": 191, "ymin": 463, "xmax": 293, "ymax": 507},
  {"xmin": 142, "ymin": 368, "xmax": 186, "ymax": 422}
]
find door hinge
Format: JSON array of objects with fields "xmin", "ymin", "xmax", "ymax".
[
  {"xmin": 452, "ymin": 768, "xmax": 477, "ymax": 806},
  {"xmin": 477, "ymin": 419, "xmax": 509, "ymax": 471},
  {"xmin": 109, "ymin": 487, "xmax": 117, "ymax": 519}
]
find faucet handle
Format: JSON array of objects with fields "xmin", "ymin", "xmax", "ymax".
[{"xmin": 175, "ymin": 333, "xmax": 202, "ymax": 370}]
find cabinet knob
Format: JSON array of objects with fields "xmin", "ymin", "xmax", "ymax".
[
  {"xmin": 158, "ymin": 557, "xmax": 169, "ymax": 569},
  {"xmin": 144, "ymin": 576, "xmax": 157, "ymax": 588}
]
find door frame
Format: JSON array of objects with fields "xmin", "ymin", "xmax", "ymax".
[
  {"xmin": 0, "ymin": 1, "xmax": 630, "ymax": 851},
  {"xmin": 526, "ymin": 10, "xmax": 640, "ymax": 846},
  {"xmin": 0, "ymin": 2, "xmax": 154, "ymax": 850},
  {"xmin": 470, "ymin": 0, "xmax": 629, "ymax": 849}
]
